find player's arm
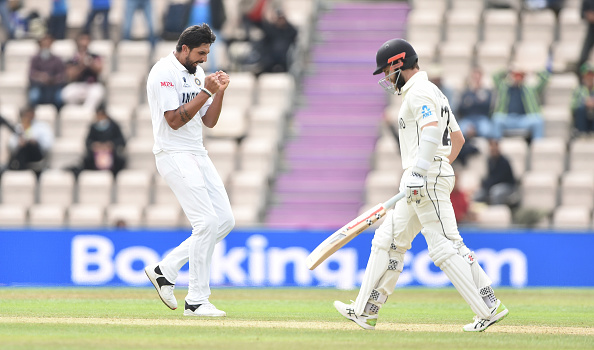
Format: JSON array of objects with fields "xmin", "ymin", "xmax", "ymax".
[
  {"xmin": 448, "ymin": 129, "xmax": 465, "ymax": 164},
  {"xmin": 202, "ymin": 71, "xmax": 230, "ymax": 128},
  {"xmin": 163, "ymin": 74, "xmax": 221, "ymax": 130}
]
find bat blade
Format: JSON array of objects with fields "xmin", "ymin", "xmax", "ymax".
[{"xmin": 306, "ymin": 204, "xmax": 387, "ymax": 270}]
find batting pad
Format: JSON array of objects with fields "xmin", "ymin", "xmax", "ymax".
[
  {"xmin": 354, "ymin": 246, "xmax": 389, "ymax": 315},
  {"xmin": 440, "ymin": 255, "xmax": 491, "ymax": 319},
  {"xmin": 456, "ymin": 243, "xmax": 493, "ymax": 292}
]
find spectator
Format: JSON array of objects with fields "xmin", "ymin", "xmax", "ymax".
[
  {"xmin": 28, "ymin": 34, "xmax": 66, "ymax": 109},
  {"xmin": 47, "ymin": 0, "xmax": 67, "ymax": 40},
  {"xmin": 121, "ymin": 0, "xmax": 156, "ymax": 46},
  {"xmin": 6, "ymin": 0, "xmax": 29, "ymax": 39},
  {"xmin": 474, "ymin": 139, "xmax": 516, "ymax": 206},
  {"xmin": 239, "ymin": 0, "xmax": 267, "ymax": 41},
  {"xmin": 450, "ymin": 177, "xmax": 473, "ymax": 225},
  {"xmin": 84, "ymin": 0, "xmax": 110, "ymax": 39},
  {"xmin": 82, "ymin": 105, "xmax": 126, "ymax": 176},
  {"xmin": 186, "ymin": 0, "xmax": 226, "ymax": 71},
  {"xmin": 255, "ymin": 8, "xmax": 297, "ymax": 74},
  {"xmin": 427, "ymin": 65, "xmax": 457, "ymax": 112},
  {"xmin": 570, "ymin": 62, "xmax": 594, "ymax": 134},
  {"xmin": 61, "ymin": 32, "xmax": 105, "ymax": 110},
  {"xmin": 579, "ymin": 0, "xmax": 594, "ymax": 71},
  {"xmin": 458, "ymin": 66, "xmax": 494, "ymax": 139},
  {"xmin": 491, "ymin": 64, "xmax": 550, "ymax": 140},
  {"xmin": 0, "ymin": 0, "xmax": 13, "ymax": 41},
  {"xmin": 7, "ymin": 106, "xmax": 54, "ymax": 172}
]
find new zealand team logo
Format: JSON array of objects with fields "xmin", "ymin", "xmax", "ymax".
[{"xmin": 421, "ymin": 105, "xmax": 432, "ymax": 119}]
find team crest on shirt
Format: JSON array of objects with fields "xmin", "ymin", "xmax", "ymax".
[
  {"xmin": 182, "ymin": 77, "xmax": 191, "ymax": 88},
  {"xmin": 195, "ymin": 77, "xmax": 202, "ymax": 86},
  {"xmin": 398, "ymin": 118, "xmax": 405, "ymax": 129},
  {"xmin": 421, "ymin": 105, "xmax": 432, "ymax": 118}
]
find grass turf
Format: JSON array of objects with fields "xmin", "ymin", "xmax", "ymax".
[{"xmin": 0, "ymin": 288, "xmax": 592, "ymax": 350}]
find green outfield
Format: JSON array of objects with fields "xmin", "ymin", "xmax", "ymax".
[{"xmin": 0, "ymin": 288, "xmax": 592, "ymax": 350}]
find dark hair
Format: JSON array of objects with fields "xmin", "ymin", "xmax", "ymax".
[
  {"xmin": 20, "ymin": 105, "xmax": 35, "ymax": 117},
  {"xmin": 176, "ymin": 24, "xmax": 216, "ymax": 52},
  {"xmin": 96, "ymin": 103, "xmax": 107, "ymax": 115}
]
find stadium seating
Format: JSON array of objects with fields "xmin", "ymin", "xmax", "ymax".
[
  {"xmin": 76, "ymin": 170, "xmax": 114, "ymax": 206},
  {"xmin": 2, "ymin": 0, "xmax": 593, "ymax": 230},
  {"xmin": 38, "ymin": 169, "xmax": 75, "ymax": 206},
  {"xmin": 0, "ymin": 205, "xmax": 28, "ymax": 227},
  {"xmin": 1, "ymin": 170, "xmax": 37, "ymax": 207},
  {"xmin": 144, "ymin": 204, "xmax": 182, "ymax": 228},
  {"xmin": 476, "ymin": 205, "xmax": 513, "ymax": 229},
  {"xmin": 68, "ymin": 204, "xmax": 105, "ymax": 228},
  {"xmin": 552, "ymin": 206, "xmax": 592, "ymax": 230},
  {"xmin": 106, "ymin": 203, "xmax": 143, "ymax": 228},
  {"xmin": 560, "ymin": 171, "xmax": 594, "ymax": 210},
  {"xmin": 521, "ymin": 171, "xmax": 559, "ymax": 214},
  {"xmin": 29, "ymin": 204, "xmax": 66, "ymax": 228}
]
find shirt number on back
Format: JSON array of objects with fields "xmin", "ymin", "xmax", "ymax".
[{"xmin": 441, "ymin": 106, "xmax": 451, "ymax": 146}]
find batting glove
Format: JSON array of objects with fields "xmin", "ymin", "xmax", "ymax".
[{"xmin": 405, "ymin": 171, "xmax": 426, "ymax": 204}]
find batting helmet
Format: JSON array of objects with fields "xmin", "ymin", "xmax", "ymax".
[{"xmin": 373, "ymin": 39, "xmax": 418, "ymax": 75}]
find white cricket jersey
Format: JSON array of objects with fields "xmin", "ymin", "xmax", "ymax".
[
  {"xmin": 146, "ymin": 52, "xmax": 213, "ymax": 155},
  {"xmin": 397, "ymin": 71, "xmax": 460, "ymax": 170}
]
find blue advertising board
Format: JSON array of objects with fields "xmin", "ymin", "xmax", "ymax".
[{"xmin": 0, "ymin": 229, "xmax": 593, "ymax": 288}]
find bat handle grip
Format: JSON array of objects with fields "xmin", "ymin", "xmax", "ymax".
[{"xmin": 383, "ymin": 192, "xmax": 405, "ymax": 210}]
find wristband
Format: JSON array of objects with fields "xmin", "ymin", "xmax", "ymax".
[{"xmin": 200, "ymin": 87, "xmax": 213, "ymax": 97}]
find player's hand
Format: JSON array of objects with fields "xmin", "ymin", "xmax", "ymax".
[
  {"xmin": 216, "ymin": 71, "xmax": 230, "ymax": 91},
  {"xmin": 204, "ymin": 73, "xmax": 221, "ymax": 95},
  {"xmin": 405, "ymin": 171, "xmax": 426, "ymax": 204}
]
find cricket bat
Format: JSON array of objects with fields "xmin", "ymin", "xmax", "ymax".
[{"xmin": 306, "ymin": 191, "xmax": 406, "ymax": 270}]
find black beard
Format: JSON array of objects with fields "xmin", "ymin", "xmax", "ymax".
[
  {"xmin": 184, "ymin": 58, "xmax": 198, "ymax": 74},
  {"xmin": 396, "ymin": 73, "xmax": 406, "ymax": 90}
]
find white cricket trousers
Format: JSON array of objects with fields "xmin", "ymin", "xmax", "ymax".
[
  {"xmin": 155, "ymin": 151, "xmax": 235, "ymax": 305},
  {"xmin": 376, "ymin": 159, "xmax": 460, "ymax": 253}
]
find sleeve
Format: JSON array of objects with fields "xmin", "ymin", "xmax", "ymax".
[
  {"xmin": 410, "ymin": 89, "xmax": 439, "ymax": 129},
  {"xmin": 147, "ymin": 68, "xmax": 180, "ymax": 113},
  {"xmin": 570, "ymin": 86, "xmax": 585, "ymax": 113},
  {"xmin": 35, "ymin": 122, "xmax": 54, "ymax": 152},
  {"xmin": 198, "ymin": 96, "xmax": 213, "ymax": 118},
  {"xmin": 492, "ymin": 71, "xmax": 507, "ymax": 89},
  {"xmin": 535, "ymin": 70, "xmax": 551, "ymax": 94},
  {"xmin": 449, "ymin": 112, "xmax": 461, "ymax": 133}
]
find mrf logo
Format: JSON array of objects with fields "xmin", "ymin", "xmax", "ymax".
[
  {"xmin": 421, "ymin": 105, "xmax": 432, "ymax": 118},
  {"xmin": 161, "ymin": 81, "xmax": 174, "ymax": 87}
]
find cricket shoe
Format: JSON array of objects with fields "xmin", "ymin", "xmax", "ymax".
[
  {"xmin": 144, "ymin": 263, "xmax": 177, "ymax": 310},
  {"xmin": 333, "ymin": 300, "xmax": 377, "ymax": 330},
  {"xmin": 463, "ymin": 299, "xmax": 509, "ymax": 332},
  {"xmin": 183, "ymin": 301, "xmax": 226, "ymax": 317}
]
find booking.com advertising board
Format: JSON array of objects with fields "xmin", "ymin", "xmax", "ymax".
[{"xmin": 0, "ymin": 229, "xmax": 593, "ymax": 288}]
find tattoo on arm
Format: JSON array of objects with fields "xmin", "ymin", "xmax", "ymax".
[{"xmin": 178, "ymin": 105, "xmax": 191, "ymax": 124}]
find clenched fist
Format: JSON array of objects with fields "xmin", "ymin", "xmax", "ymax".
[{"xmin": 216, "ymin": 71, "xmax": 230, "ymax": 91}]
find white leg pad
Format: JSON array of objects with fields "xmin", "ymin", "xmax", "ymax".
[
  {"xmin": 375, "ymin": 244, "xmax": 406, "ymax": 296},
  {"xmin": 455, "ymin": 242, "xmax": 492, "ymax": 290},
  {"xmin": 353, "ymin": 246, "xmax": 389, "ymax": 315},
  {"xmin": 354, "ymin": 244, "xmax": 406, "ymax": 315},
  {"xmin": 440, "ymin": 255, "xmax": 491, "ymax": 319}
]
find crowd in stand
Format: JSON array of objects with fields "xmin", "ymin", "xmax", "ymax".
[{"xmin": 0, "ymin": 0, "xmax": 298, "ymax": 177}]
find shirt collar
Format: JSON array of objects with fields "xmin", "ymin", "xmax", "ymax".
[
  {"xmin": 401, "ymin": 71, "xmax": 428, "ymax": 95},
  {"xmin": 168, "ymin": 51, "xmax": 188, "ymax": 72}
]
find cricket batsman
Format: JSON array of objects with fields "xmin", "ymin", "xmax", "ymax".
[{"xmin": 334, "ymin": 38, "xmax": 509, "ymax": 332}]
